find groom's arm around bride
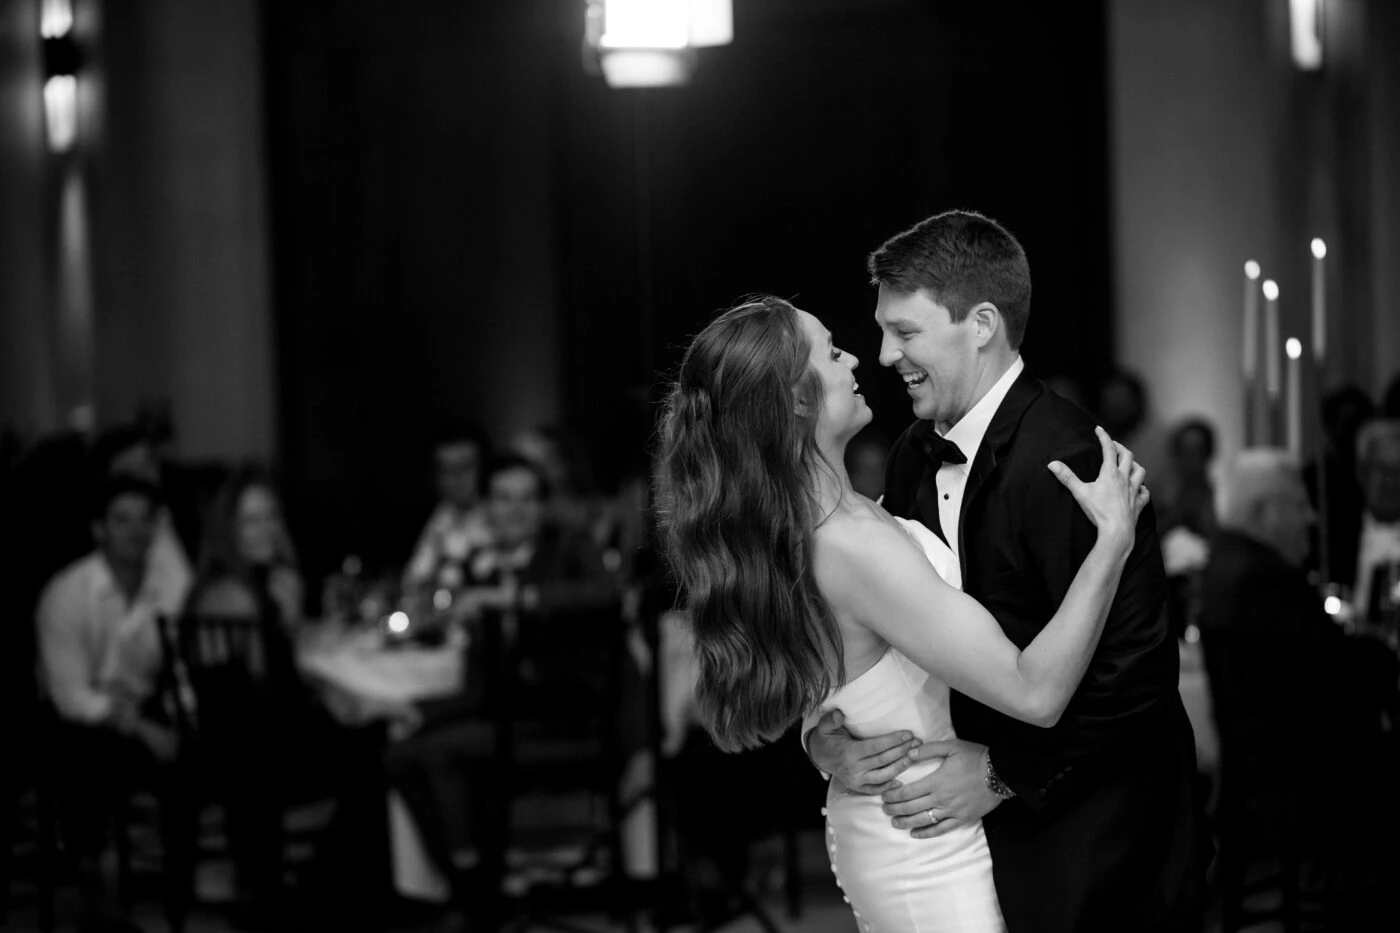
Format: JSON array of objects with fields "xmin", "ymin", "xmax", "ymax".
[{"xmin": 818, "ymin": 386, "xmax": 1211, "ymax": 933}]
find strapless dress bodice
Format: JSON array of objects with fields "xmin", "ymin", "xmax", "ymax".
[{"xmin": 817, "ymin": 517, "xmax": 1005, "ymax": 933}]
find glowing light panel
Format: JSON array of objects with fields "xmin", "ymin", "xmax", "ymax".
[
  {"xmin": 1290, "ymin": 0, "xmax": 1323, "ymax": 71},
  {"xmin": 44, "ymin": 75, "xmax": 77, "ymax": 152}
]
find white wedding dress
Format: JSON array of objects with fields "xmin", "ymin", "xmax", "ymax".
[{"xmin": 820, "ymin": 517, "xmax": 1006, "ymax": 933}]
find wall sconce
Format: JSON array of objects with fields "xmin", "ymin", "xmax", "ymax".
[
  {"xmin": 41, "ymin": 0, "xmax": 81, "ymax": 152},
  {"xmin": 584, "ymin": 0, "xmax": 733, "ymax": 89},
  {"xmin": 1289, "ymin": 0, "xmax": 1324, "ymax": 71}
]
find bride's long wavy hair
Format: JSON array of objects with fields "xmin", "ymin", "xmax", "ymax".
[{"xmin": 655, "ymin": 296, "xmax": 844, "ymax": 752}]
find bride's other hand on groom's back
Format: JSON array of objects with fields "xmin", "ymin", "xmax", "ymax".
[{"xmin": 808, "ymin": 708, "xmax": 922, "ymax": 795}]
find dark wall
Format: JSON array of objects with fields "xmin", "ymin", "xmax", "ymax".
[
  {"xmin": 557, "ymin": 0, "xmax": 1114, "ymax": 475},
  {"xmin": 0, "ymin": 0, "xmax": 57, "ymax": 431},
  {"xmin": 263, "ymin": 0, "xmax": 1112, "ymax": 574}
]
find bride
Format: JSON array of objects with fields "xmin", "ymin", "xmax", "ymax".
[{"xmin": 654, "ymin": 296, "xmax": 1147, "ymax": 932}]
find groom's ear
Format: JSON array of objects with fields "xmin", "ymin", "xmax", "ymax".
[{"xmin": 969, "ymin": 302, "xmax": 1002, "ymax": 348}]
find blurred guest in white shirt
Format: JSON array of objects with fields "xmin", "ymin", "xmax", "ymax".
[
  {"xmin": 91, "ymin": 423, "xmax": 195, "ymax": 614},
  {"xmin": 403, "ymin": 424, "xmax": 492, "ymax": 598},
  {"xmin": 1353, "ymin": 420, "xmax": 1400, "ymax": 620},
  {"xmin": 35, "ymin": 475, "xmax": 193, "ymax": 933}
]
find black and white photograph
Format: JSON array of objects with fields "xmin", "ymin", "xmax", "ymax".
[{"xmin": 3, "ymin": 1, "xmax": 1400, "ymax": 932}]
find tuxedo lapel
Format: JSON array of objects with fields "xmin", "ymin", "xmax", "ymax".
[
  {"xmin": 956, "ymin": 369, "xmax": 1044, "ymax": 576},
  {"xmin": 957, "ymin": 443, "xmax": 997, "ymax": 580}
]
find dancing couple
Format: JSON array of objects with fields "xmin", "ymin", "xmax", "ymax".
[{"xmin": 655, "ymin": 210, "xmax": 1210, "ymax": 932}]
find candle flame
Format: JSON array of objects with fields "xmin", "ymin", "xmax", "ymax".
[
  {"xmin": 1311, "ymin": 238, "xmax": 1326, "ymax": 259},
  {"xmin": 1285, "ymin": 338, "xmax": 1302, "ymax": 360},
  {"xmin": 1262, "ymin": 280, "xmax": 1279, "ymax": 300},
  {"xmin": 1244, "ymin": 260, "xmax": 1261, "ymax": 280}
]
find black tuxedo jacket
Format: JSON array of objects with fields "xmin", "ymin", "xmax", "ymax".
[{"xmin": 882, "ymin": 369, "xmax": 1209, "ymax": 933}]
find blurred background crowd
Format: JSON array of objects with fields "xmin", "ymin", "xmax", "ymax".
[{"xmin": 4, "ymin": 1, "xmax": 1400, "ymax": 932}]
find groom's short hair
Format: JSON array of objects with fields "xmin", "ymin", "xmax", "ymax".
[{"xmin": 867, "ymin": 209, "xmax": 1032, "ymax": 349}]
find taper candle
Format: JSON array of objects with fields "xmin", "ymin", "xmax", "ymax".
[
  {"xmin": 1286, "ymin": 338, "xmax": 1303, "ymax": 457},
  {"xmin": 1310, "ymin": 238, "xmax": 1327, "ymax": 363},
  {"xmin": 1263, "ymin": 279, "xmax": 1281, "ymax": 444},
  {"xmin": 1243, "ymin": 260, "xmax": 1262, "ymax": 445}
]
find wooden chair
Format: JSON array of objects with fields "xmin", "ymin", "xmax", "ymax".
[
  {"xmin": 1, "ymin": 711, "xmax": 60, "ymax": 933},
  {"xmin": 1202, "ymin": 627, "xmax": 1387, "ymax": 932},
  {"xmin": 663, "ymin": 724, "xmax": 825, "ymax": 933},
  {"xmin": 7, "ymin": 700, "xmax": 191, "ymax": 933},
  {"xmin": 476, "ymin": 600, "xmax": 641, "ymax": 933},
  {"xmin": 172, "ymin": 610, "xmax": 338, "ymax": 916}
]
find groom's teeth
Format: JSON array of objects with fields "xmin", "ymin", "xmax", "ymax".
[{"xmin": 902, "ymin": 372, "xmax": 927, "ymax": 387}]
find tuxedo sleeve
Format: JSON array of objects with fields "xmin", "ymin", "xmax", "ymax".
[{"xmin": 990, "ymin": 442, "xmax": 1179, "ymax": 812}]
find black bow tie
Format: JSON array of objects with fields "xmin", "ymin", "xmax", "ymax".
[{"xmin": 922, "ymin": 434, "xmax": 968, "ymax": 467}]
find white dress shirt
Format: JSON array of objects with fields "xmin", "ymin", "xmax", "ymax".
[
  {"xmin": 1353, "ymin": 512, "xmax": 1400, "ymax": 618},
  {"xmin": 36, "ymin": 551, "xmax": 192, "ymax": 724},
  {"xmin": 934, "ymin": 356, "xmax": 1024, "ymax": 588},
  {"xmin": 403, "ymin": 502, "xmax": 493, "ymax": 590},
  {"xmin": 802, "ymin": 357, "xmax": 1024, "ymax": 758}
]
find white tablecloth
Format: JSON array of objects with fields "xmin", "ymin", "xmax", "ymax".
[{"xmin": 298, "ymin": 628, "xmax": 463, "ymax": 901}]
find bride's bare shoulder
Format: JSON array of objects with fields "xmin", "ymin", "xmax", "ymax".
[{"xmin": 813, "ymin": 507, "xmax": 915, "ymax": 568}]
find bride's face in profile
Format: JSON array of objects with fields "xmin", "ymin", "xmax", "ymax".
[{"xmin": 796, "ymin": 309, "xmax": 872, "ymax": 447}]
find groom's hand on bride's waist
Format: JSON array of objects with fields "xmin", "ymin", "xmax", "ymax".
[
  {"xmin": 807, "ymin": 710, "xmax": 922, "ymax": 795},
  {"xmin": 881, "ymin": 739, "xmax": 1002, "ymax": 839}
]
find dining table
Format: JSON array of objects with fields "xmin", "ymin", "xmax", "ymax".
[
  {"xmin": 296, "ymin": 622, "xmax": 464, "ymax": 901},
  {"xmin": 295, "ymin": 615, "xmax": 665, "ymax": 900}
]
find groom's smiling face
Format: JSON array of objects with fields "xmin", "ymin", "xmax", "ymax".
[{"xmin": 874, "ymin": 286, "xmax": 979, "ymax": 428}]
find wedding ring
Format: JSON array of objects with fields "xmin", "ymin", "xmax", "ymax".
[{"xmin": 927, "ymin": 809, "xmax": 939, "ymax": 825}]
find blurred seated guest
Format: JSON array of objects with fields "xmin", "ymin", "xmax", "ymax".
[
  {"xmin": 844, "ymin": 429, "xmax": 889, "ymax": 502},
  {"xmin": 1093, "ymin": 367, "xmax": 1166, "ymax": 472},
  {"xmin": 448, "ymin": 452, "xmax": 620, "ymax": 640},
  {"xmin": 1199, "ymin": 450, "xmax": 1398, "ymax": 724},
  {"xmin": 1353, "ymin": 420, "xmax": 1400, "ymax": 621},
  {"xmin": 1384, "ymin": 370, "xmax": 1400, "ymax": 418},
  {"xmin": 91, "ymin": 423, "xmax": 195, "ymax": 605},
  {"xmin": 1199, "ymin": 450, "xmax": 1315, "ymax": 633},
  {"xmin": 1158, "ymin": 419, "xmax": 1218, "ymax": 637},
  {"xmin": 509, "ymin": 423, "xmax": 605, "ymax": 541},
  {"xmin": 590, "ymin": 386, "xmax": 661, "ymax": 582},
  {"xmin": 1160, "ymin": 418, "xmax": 1218, "ymax": 540},
  {"xmin": 186, "ymin": 468, "xmax": 385, "ymax": 922},
  {"xmin": 36, "ymin": 476, "xmax": 193, "ymax": 933},
  {"xmin": 190, "ymin": 467, "xmax": 306, "ymax": 637},
  {"xmin": 5, "ymin": 429, "xmax": 95, "ymax": 747},
  {"xmin": 403, "ymin": 424, "xmax": 492, "ymax": 598},
  {"xmin": 1303, "ymin": 384, "xmax": 1375, "ymax": 588},
  {"xmin": 385, "ymin": 454, "xmax": 622, "ymax": 931},
  {"xmin": 1095, "ymin": 368, "xmax": 1147, "ymax": 441}
]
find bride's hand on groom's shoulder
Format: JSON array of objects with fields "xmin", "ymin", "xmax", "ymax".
[
  {"xmin": 1047, "ymin": 425, "xmax": 1150, "ymax": 549},
  {"xmin": 880, "ymin": 739, "xmax": 1001, "ymax": 839},
  {"xmin": 808, "ymin": 709, "xmax": 922, "ymax": 796}
]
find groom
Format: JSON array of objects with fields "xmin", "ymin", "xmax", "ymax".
[{"xmin": 808, "ymin": 210, "xmax": 1209, "ymax": 932}]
